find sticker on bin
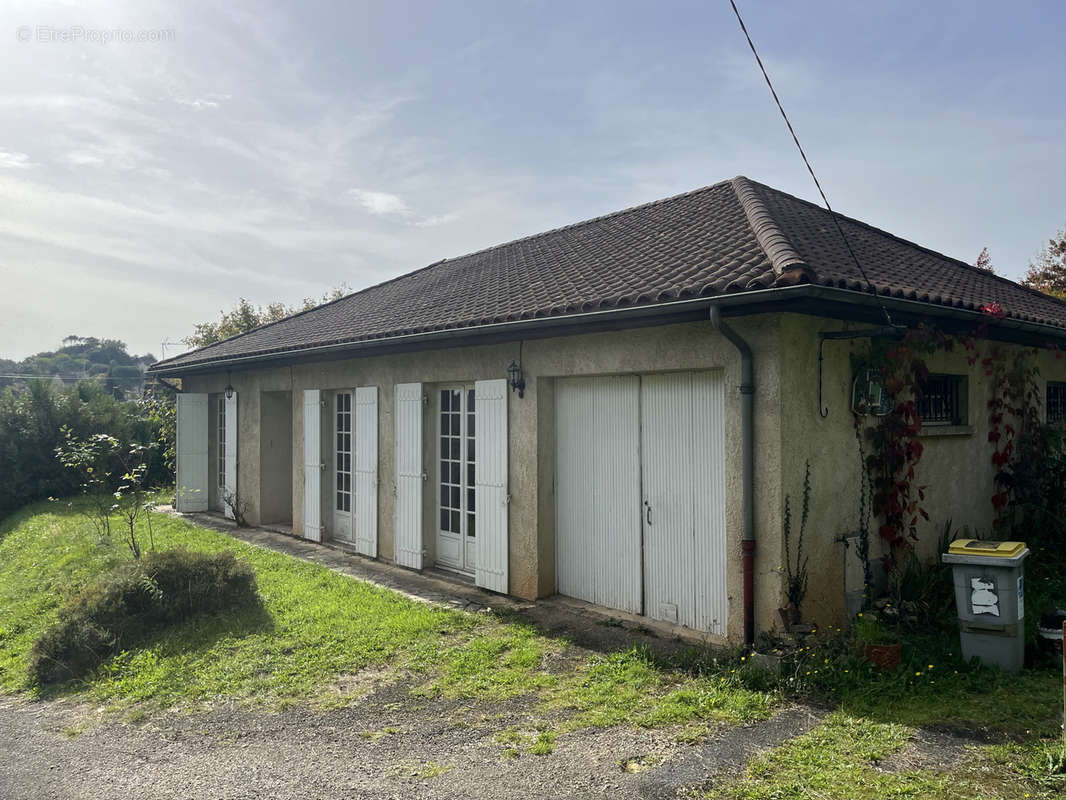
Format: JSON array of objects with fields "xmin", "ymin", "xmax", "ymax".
[{"xmin": 971, "ymin": 576, "xmax": 999, "ymax": 616}]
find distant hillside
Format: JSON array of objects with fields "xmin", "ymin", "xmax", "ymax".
[{"xmin": 0, "ymin": 336, "xmax": 156, "ymax": 396}]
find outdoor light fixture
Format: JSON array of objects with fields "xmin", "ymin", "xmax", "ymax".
[
  {"xmin": 224, "ymin": 372, "xmax": 234, "ymax": 400},
  {"xmin": 507, "ymin": 360, "xmax": 525, "ymax": 399}
]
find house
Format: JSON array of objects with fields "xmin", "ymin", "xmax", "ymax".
[{"xmin": 148, "ymin": 176, "xmax": 1066, "ymax": 643}]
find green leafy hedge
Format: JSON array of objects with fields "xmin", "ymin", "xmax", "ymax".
[
  {"xmin": 29, "ymin": 548, "xmax": 258, "ymax": 686},
  {"xmin": 0, "ymin": 380, "xmax": 174, "ymax": 521}
]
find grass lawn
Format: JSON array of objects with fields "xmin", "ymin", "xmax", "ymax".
[
  {"xmin": 702, "ymin": 572, "xmax": 1066, "ymax": 799},
  {"xmin": 705, "ymin": 711, "xmax": 1065, "ymax": 800},
  {"xmin": 0, "ymin": 499, "xmax": 774, "ymax": 744},
  {"xmin": 2, "ymin": 499, "xmax": 1065, "ymax": 796}
]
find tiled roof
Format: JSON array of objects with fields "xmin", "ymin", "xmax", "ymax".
[{"xmin": 152, "ymin": 176, "xmax": 1066, "ymax": 371}]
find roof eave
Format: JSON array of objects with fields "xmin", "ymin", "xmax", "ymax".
[{"xmin": 147, "ymin": 285, "xmax": 1066, "ymax": 376}]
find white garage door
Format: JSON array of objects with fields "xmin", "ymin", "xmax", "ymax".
[
  {"xmin": 555, "ymin": 376, "xmax": 643, "ymax": 615},
  {"xmin": 555, "ymin": 371, "xmax": 728, "ymax": 634}
]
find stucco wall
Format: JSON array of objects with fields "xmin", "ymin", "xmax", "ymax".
[
  {"xmin": 182, "ymin": 313, "xmax": 786, "ymax": 640},
  {"xmin": 259, "ymin": 391, "xmax": 293, "ymax": 525},
  {"xmin": 778, "ymin": 313, "xmax": 1066, "ymax": 628},
  {"xmin": 178, "ymin": 311, "xmax": 1066, "ymax": 638}
]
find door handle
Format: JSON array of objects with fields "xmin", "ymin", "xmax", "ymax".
[{"xmin": 644, "ymin": 501, "xmax": 652, "ymax": 526}]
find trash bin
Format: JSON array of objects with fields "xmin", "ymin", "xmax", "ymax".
[{"xmin": 943, "ymin": 539, "xmax": 1029, "ymax": 672}]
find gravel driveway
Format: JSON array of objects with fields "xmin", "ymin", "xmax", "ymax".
[{"xmin": 0, "ymin": 681, "xmax": 823, "ymax": 800}]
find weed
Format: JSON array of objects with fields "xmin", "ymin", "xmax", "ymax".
[{"xmin": 529, "ymin": 730, "xmax": 556, "ymax": 755}]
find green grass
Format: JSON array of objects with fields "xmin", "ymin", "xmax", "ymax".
[
  {"xmin": 707, "ymin": 712, "xmax": 1058, "ymax": 800},
  {"xmin": 705, "ymin": 545, "xmax": 1066, "ymax": 800},
  {"xmin": 780, "ymin": 627, "xmax": 1063, "ymax": 739},
  {"xmin": 0, "ymin": 501, "xmax": 476, "ymax": 706},
  {"xmin": 549, "ymin": 647, "xmax": 776, "ymax": 731},
  {"xmin": 0, "ymin": 499, "xmax": 774, "ymax": 737},
  {"xmin": 11, "ymin": 498, "xmax": 1059, "ymax": 799}
]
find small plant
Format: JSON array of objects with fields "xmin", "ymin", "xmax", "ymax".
[
  {"xmin": 852, "ymin": 614, "xmax": 901, "ymax": 670},
  {"xmin": 55, "ymin": 428, "xmax": 120, "ymax": 540},
  {"xmin": 852, "ymin": 615, "xmax": 898, "ymax": 646},
  {"xmin": 56, "ymin": 428, "xmax": 158, "ymax": 559},
  {"xmin": 222, "ymin": 490, "xmax": 251, "ymax": 528},
  {"xmin": 1025, "ymin": 740, "xmax": 1066, "ymax": 787},
  {"xmin": 782, "ymin": 461, "xmax": 812, "ymax": 623},
  {"xmin": 885, "ymin": 520, "xmax": 956, "ymax": 632},
  {"xmin": 112, "ymin": 442, "xmax": 158, "ymax": 559}
]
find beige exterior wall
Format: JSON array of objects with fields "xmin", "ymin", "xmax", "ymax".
[
  {"xmin": 180, "ymin": 310, "xmax": 1066, "ymax": 638},
  {"xmin": 778, "ymin": 313, "xmax": 1066, "ymax": 628},
  {"xmin": 182, "ymin": 314, "xmax": 786, "ymax": 641}
]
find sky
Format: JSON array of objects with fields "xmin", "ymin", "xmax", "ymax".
[{"xmin": 1, "ymin": 0, "xmax": 1065, "ymax": 361}]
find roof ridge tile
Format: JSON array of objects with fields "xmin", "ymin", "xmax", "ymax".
[{"xmin": 730, "ymin": 176, "xmax": 810, "ymax": 284}]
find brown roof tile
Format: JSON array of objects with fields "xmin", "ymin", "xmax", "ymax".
[{"xmin": 152, "ymin": 176, "xmax": 1066, "ymax": 371}]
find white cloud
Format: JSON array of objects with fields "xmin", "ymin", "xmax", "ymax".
[
  {"xmin": 414, "ymin": 211, "xmax": 459, "ymax": 228},
  {"xmin": 0, "ymin": 0, "xmax": 1062, "ymax": 362},
  {"xmin": 174, "ymin": 93, "xmax": 231, "ymax": 110},
  {"xmin": 0, "ymin": 150, "xmax": 34, "ymax": 169},
  {"xmin": 348, "ymin": 188, "xmax": 411, "ymax": 216}
]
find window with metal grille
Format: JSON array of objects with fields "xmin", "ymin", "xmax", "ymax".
[
  {"xmin": 917, "ymin": 374, "xmax": 964, "ymax": 426},
  {"xmin": 1047, "ymin": 382, "xmax": 1066, "ymax": 424}
]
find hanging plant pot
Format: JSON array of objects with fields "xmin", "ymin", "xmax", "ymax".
[{"xmin": 861, "ymin": 642, "xmax": 901, "ymax": 670}]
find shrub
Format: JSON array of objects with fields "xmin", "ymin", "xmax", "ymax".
[
  {"xmin": 29, "ymin": 549, "xmax": 259, "ymax": 686},
  {"xmin": 0, "ymin": 380, "xmax": 174, "ymax": 521}
]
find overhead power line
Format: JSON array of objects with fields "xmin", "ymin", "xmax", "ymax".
[{"xmin": 728, "ymin": 0, "xmax": 894, "ymax": 327}]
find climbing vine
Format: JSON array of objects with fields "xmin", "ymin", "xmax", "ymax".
[
  {"xmin": 851, "ymin": 302, "xmax": 1055, "ymax": 557},
  {"xmin": 984, "ymin": 343, "xmax": 1045, "ymax": 529},
  {"xmin": 855, "ymin": 325, "xmax": 956, "ymax": 549}
]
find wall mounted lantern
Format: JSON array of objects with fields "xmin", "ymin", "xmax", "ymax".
[
  {"xmin": 224, "ymin": 371, "xmax": 234, "ymax": 400},
  {"xmin": 507, "ymin": 360, "xmax": 525, "ymax": 399}
]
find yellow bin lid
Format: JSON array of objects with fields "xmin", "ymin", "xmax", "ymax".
[{"xmin": 948, "ymin": 539, "xmax": 1026, "ymax": 558}]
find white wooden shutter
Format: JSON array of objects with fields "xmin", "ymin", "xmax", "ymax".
[
  {"xmin": 303, "ymin": 389, "xmax": 322, "ymax": 542},
  {"xmin": 474, "ymin": 378, "xmax": 508, "ymax": 593},
  {"xmin": 175, "ymin": 393, "xmax": 209, "ymax": 512},
  {"xmin": 354, "ymin": 386, "xmax": 378, "ymax": 557},
  {"xmin": 393, "ymin": 382, "xmax": 423, "ymax": 569},
  {"xmin": 223, "ymin": 392, "xmax": 238, "ymax": 520}
]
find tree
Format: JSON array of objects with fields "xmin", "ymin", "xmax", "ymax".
[
  {"xmin": 1022, "ymin": 226, "xmax": 1066, "ymax": 299},
  {"xmin": 973, "ymin": 247, "xmax": 995, "ymax": 273},
  {"xmin": 183, "ymin": 285, "xmax": 350, "ymax": 349}
]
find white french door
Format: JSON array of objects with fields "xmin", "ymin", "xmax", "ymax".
[
  {"xmin": 437, "ymin": 386, "xmax": 476, "ymax": 574},
  {"xmin": 333, "ymin": 391, "xmax": 354, "ymax": 543},
  {"xmin": 215, "ymin": 395, "xmax": 227, "ymax": 512}
]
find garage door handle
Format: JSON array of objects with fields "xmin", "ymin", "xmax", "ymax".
[{"xmin": 644, "ymin": 501, "xmax": 652, "ymax": 526}]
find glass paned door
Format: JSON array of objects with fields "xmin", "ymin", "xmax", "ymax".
[
  {"xmin": 333, "ymin": 391, "xmax": 354, "ymax": 542},
  {"xmin": 216, "ymin": 396, "xmax": 226, "ymax": 511},
  {"xmin": 437, "ymin": 387, "xmax": 476, "ymax": 572}
]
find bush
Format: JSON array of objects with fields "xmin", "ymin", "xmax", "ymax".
[
  {"xmin": 29, "ymin": 549, "xmax": 259, "ymax": 686},
  {"xmin": 0, "ymin": 380, "xmax": 173, "ymax": 521}
]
